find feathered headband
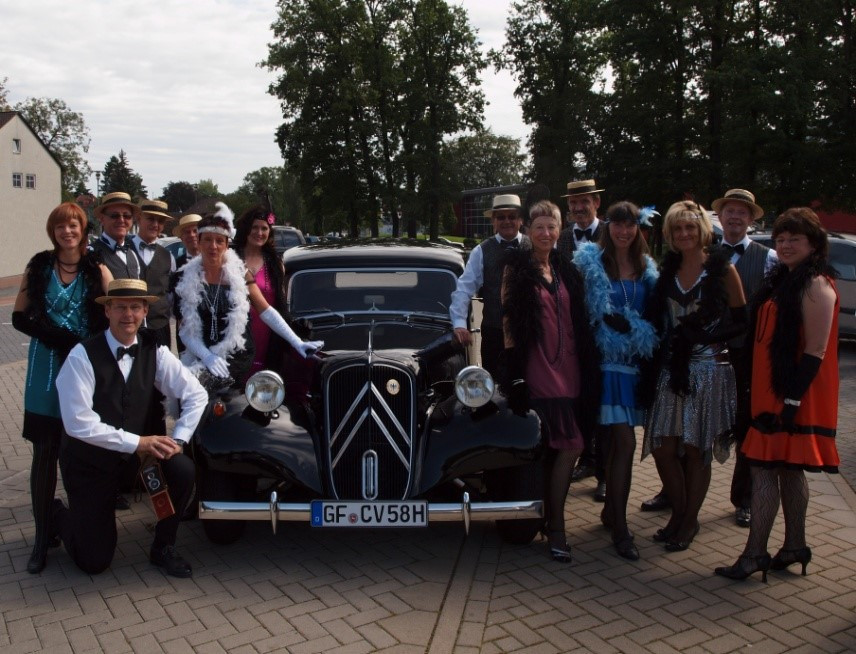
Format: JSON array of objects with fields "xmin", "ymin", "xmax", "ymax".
[
  {"xmin": 198, "ymin": 202, "xmax": 236, "ymax": 240},
  {"xmin": 638, "ymin": 206, "xmax": 659, "ymax": 228}
]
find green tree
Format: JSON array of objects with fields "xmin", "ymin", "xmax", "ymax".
[
  {"xmin": 236, "ymin": 166, "xmax": 308, "ymax": 230},
  {"xmin": 441, "ymin": 130, "xmax": 525, "ymax": 193},
  {"xmin": 101, "ymin": 150, "xmax": 147, "ymax": 198},
  {"xmin": 161, "ymin": 181, "xmax": 197, "ymax": 212},
  {"xmin": 15, "ymin": 96, "xmax": 92, "ymax": 198},
  {"xmin": 0, "ymin": 77, "xmax": 9, "ymax": 111},
  {"xmin": 195, "ymin": 178, "xmax": 220, "ymax": 199}
]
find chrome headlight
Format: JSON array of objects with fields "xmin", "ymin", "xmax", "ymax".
[
  {"xmin": 245, "ymin": 370, "xmax": 285, "ymax": 413},
  {"xmin": 454, "ymin": 365, "xmax": 495, "ymax": 408}
]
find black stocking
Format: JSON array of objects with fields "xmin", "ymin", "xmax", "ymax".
[
  {"xmin": 605, "ymin": 424, "xmax": 635, "ymax": 540},
  {"xmin": 653, "ymin": 437, "xmax": 685, "ymax": 536},
  {"xmin": 780, "ymin": 469, "xmax": 809, "ymax": 551},
  {"xmin": 545, "ymin": 448, "xmax": 580, "ymax": 539},
  {"xmin": 677, "ymin": 445, "xmax": 710, "ymax": 540},
  {"xmin": 744, "ymin": 467, "xmax": 780, "ymax": 556},
  {"xmin": 30, "ymin": 439, "xmax": 60, "ymax": 552}
]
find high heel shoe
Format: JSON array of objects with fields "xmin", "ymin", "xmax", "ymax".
[
  {"xmin": 613, "ymin": 534, "xmax": 639, "ymax": 561},
  {"xmin": 547, "ymin": 530, "xmax": 572, "ymax": 563},
  {"xmin": 664, "ymin": 523, "xmax": 700, "ymax": 552},
  {"xmin": 26, "ymin": 546, "xmax": 48, "ymax": 574},
  {"xmin": 770, "ymin": 547, "xmax": 812, "ymax": 576},
  {"xmin": 714, "ymin": 553, "xmax": 771, "ymax": 582}
]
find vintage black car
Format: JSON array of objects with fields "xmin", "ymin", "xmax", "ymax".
[{"xmin": 195, "ymin": 241, "xmax": 543, "ymax": 544}]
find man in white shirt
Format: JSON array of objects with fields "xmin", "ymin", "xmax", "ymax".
[
  {"xmin": 55, "ymin": 279, "xmax": 208, "ymax": 578},
  {"xmin": 450, "ymin": 194, "xmax": 526, "ymax": 378},
  {"xmin": 556, "ymin": 179, "xmax": 605, "ymax": 255}
]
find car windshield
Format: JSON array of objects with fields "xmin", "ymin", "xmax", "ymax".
[{"xmin": 289, "ymin": 268, "xmax": 457, "ymax": 316}]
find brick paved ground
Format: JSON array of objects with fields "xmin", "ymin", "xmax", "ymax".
[{"xmin": 1, "ymin": 311, "xmax": 854, "ymax": 653}]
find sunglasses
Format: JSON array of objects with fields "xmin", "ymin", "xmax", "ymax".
[{"xmin": 106, "ymin": 212, "xmax": 134, "ymax": 221}]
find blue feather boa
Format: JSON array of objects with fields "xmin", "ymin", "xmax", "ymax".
[{"xmin": 572, "ymin": 242, "xmax": 659, "ymax": 364}]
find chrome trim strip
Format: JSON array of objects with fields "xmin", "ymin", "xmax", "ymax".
[
  {"xmin": 370, "ymin": 382, "xmax": 411, "ymax": 446},
  {"xmin": 329, "ymin": 382, "xmax": 370, "ymax": 448},
  {"xmin": 331, "ymin": 407, "xmax": 370, "ymax": 468},
  {"xmin": 199, "ymin": 499, "xmax": 543, "ymax": 524},
  {"xmin": 362, "ymin": 450, "xmax": 378, "ymax": 500}
]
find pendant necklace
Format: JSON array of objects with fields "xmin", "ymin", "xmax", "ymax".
[
  {"xmin": 620, "ymin": 278, "xmax": 637, "ymax": 308},
  {"xmin": 203, "ymin": 268, "xmax": 225, "ymax": 342}
]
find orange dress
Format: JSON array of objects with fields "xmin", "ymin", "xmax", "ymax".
[{"xmin": 741, "ymin": 282, "xmax": 840, "ymax": 473}]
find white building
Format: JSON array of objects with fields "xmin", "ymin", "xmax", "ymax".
[{"xmin": 0, "ymin": 111, "xmax": 61, "ymax": 280}]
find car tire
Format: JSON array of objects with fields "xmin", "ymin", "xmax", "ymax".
[
  {"xmin": 487, "ymin": 461, "xmax": 544, "ymax": 545},
  {"xmin": 200, "ymin": 469, "xmax": 247, "ymax": 545}
]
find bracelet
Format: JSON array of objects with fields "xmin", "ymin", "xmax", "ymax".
[{"xmin": 783, "ymin": 398, "xmax": 801, "ymax": 407}]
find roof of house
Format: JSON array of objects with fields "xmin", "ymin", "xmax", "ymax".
[{"xmin": 0, "ymin": 111, "xmax": 63, "ymax": 170}]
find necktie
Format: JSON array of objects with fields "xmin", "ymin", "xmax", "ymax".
[
  {"xmin": 116, "ymin": 344, "xmax": 139, "ymax": 360},
  {"xmin": 574, "ymin": 228, "xmax": 592, "ymax": 241},
  {"xmin": 724, "ymin": 243, "xmax": 746, "ymax": 255}
]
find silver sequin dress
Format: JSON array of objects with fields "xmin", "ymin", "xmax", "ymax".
[{"xmin": 642, "ymin": 273, "xmax": 736, "ymax": 464}]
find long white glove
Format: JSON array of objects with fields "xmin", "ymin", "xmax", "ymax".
[
  {"xmin": 183, "ymin": 329, "xmax": 231, "ymax": 377},
  {"xmin": 259, "ymin": 307, "xmax": 324, "ymax": 358}
]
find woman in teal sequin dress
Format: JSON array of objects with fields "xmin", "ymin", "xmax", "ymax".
[{"xmin": 12, "ymin": 203, "xmax": 111, "ymax": 573}]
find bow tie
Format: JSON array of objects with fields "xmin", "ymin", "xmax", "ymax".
[
  {"xmin": 500, "ymin": 239, "xmax": 519, "ymax": 250},
  {"xmin": 138, "ymin": 242, "xmax": 158, "ymax": 251},
  {"xmin": 574, "ymin": 228, "xmax": 593, "ymax": 241},
  {"xmin": 116, "ymin": 344, "xmax": 139, "ymax": 360},
  {"xmin": 723, "ymin": 243, "xmax": 746, "ymax": 255},
  {"xmin": 114, "ymin": 242, "xmax": 131, "ymax": 253}
]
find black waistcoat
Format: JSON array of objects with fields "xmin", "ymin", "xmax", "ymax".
[
  {"xmin": 92, "ymin": 238, "xmax": 141, "ymax": 280},
  {"xmin": 140, "ymin": 245, "xmax": 172, "ymax": 330}
]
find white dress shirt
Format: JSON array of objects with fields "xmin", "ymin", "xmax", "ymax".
[
  {"xmin": 449, "ymin": 232, "xmax": 524, "ymax": 330},
  {"xmin": 132, "ymin": 234, "xmax": 177, "ymax": 271},
  {"xmin": 56, "ymin": 329, "xmax": 208, "ymax": 454},
  {"xmin": 723, "ymin": 235, "xmax": 778, "ymax": 273},
  {"xmin": 573, "ymin": 217, "xmax": 600, "ymax": 247},
  {"xmin": 100, "ymin": 233, "xmax": 141, "ymax": 270}
]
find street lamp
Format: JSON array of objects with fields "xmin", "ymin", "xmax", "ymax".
[{"xmin": 95, "ymin": 171, "xmax": 101, "ymax": 197}]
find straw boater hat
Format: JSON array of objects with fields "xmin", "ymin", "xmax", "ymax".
[
  {"xmin": 138, "ymin": 198, "xmax": 171, "ymax": 222},
  {"xmin": 94, "ymin": 191, "xmax": 141, "ymax": 220},
  {"xmin": 173, "ymin": 213, "xmax": 202, "ymax": 237},
  {"xmin": 484, "ymin": 194, "xmax": 522, "ymax": 218},
  {"xmin": 95, "ymin": 279, "xmax": 158, "ymax": 305},
  {"xmin": 561, "ymin": 179, "xmax": 604, "ymax": 198},
  {"xmin": 711, "ymin": 188, "xmax": 764, "ymax": 221}
]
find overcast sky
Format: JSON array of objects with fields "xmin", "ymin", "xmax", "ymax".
[{"xmin": 2, "ymin": 0, "xmax": 527, "ymax": 196}]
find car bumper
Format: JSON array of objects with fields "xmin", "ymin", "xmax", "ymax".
[{"xmin": 199, "ymin": 491, "xmax": 543, "ymax": 535}]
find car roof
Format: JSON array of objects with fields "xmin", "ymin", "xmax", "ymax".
[{"xmin": 283, "ymin": 239, "xmax": 466, "ymax": 275}]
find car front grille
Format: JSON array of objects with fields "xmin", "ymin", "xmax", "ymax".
[{"xmin": 324, "ymin": 362, "xmax": 415, "ymax": 500}]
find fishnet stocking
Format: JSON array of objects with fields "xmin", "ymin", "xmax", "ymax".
[
  {"xmin": 744, "ymin": 467, "xmax": 780, "ymax": 555},
  {"xmin": 781, "ymin": 469, "xmax": 809, "ymax": 550}
]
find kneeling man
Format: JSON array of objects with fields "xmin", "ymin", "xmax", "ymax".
[{"xmin": 56, "ymin": 279, "xmax": 208, "ymax": 577}]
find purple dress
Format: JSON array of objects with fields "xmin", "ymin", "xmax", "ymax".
[
  {"xmin": 526, "ymin": 278, "xmax": 583, "ymax": 451},
  {"xmin": 248, "ymin": 263, "xmax": 276, "ymax": 377}
]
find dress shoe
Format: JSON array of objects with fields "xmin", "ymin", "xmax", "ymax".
[
  {"xmin": 640, "ymin": 492, "xmax": 670, "ymax": 512},
  {"xmin": 664, "ymin": 523, "xmax": 700, "ymax": 552},
  {"xmin": 115, "ymin": 493, "xmax": 130, "ymax": 510},
  {"xmin": 570, "ymin": 462, "xmax": 595, "ymax": 483},
  {"xmin": 150, "ymin": 545, "xmax": 193, "ymax": 578},
  {"xmin": 547, "ymin": 531, "xmax": 572, "ymax": 563},
  {"xmin": 593, "ymin": 481, "xmax": 607, "ymax": 503},
  {"xmin": 735, "ymin": 507, "xmax": 751, "ymax": 528},
  {"xmin": 714, "ymin": 553, "xmax": 771, "ymax": 582},
  {"xmin": 652, "ymin": 526, "xmax": 675, "ymax": 543},
  {"xmin": 770, "ymin": 547, "xmax": 812, "ymax": 576},
  {"xmin": 613, "ymin": 534, "xmax": 640, "ymax": 561},
  {"xmin": 27, "ymin": 547, "xmax": 48, "ymax": 574}
]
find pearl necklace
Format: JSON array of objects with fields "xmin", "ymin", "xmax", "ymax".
[
  {"xmin": 202, "ymin": 269, "xmax": 225, "ymax": 341},
  {"xmin": 620, "ymin": 279, "xmax": 637, "ymax": 308}
]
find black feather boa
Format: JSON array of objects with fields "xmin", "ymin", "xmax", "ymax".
[
  {"xmin": 750, "ymin": 259, "xmax": 837, "ymax": 398},
  {"xmin": 24, "ymin": 250, "xmax": 107, "ymax": 336},
  {"xmin": 642, "ymin": 246, "xmax": 732, "ymax": 397},
  {"xmin": 502, "ymin": 248, "xmax": 602, "ymax": 438}
]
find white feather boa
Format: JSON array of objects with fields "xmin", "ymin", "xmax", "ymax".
[
  {"xmin": 175, "ymin": 249, "xmax": 250, "ymax": 373},
  {"xmin": 573, "ymin": 242, "xmax": 659, "ymax": 364}
]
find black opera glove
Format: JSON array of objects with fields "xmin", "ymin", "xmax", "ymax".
[
  {"xmin": 778, "ymin": 353, "xmax": 823, "ymax": 433},
  {"xmin": 507, "ymin": 379, "xmax": 530, "ymax": 417},
  {"xmin": 602, "ymin": 312, "xmax": 631, "ymax": 334},
  {"xmin": 12, "ymin": 311, "xmax": 80, "ymax": 355}
]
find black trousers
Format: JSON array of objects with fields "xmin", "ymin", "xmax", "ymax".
[
  {"xmin": 480, "ymin": 326, "xmax": 505, "ymax": 381},
  {"xmin": 58, "ymin": 435, "xmax": 194, "ymax": 575}
]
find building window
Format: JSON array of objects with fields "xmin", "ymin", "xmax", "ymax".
[
  {"xmin": 12, "ymin": 173, "xmax": 22, "ymax": 188},
  {"xmin": 12, "ymin": 138, "xmax": 21, "ymax": 154},
  {"xmin": 26, "ymin": 174, "xmax": 36, "ymax": 189}
]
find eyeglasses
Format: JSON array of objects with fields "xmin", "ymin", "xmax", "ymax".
[{"xmin": 106, "ymin": 212, "xmax": 134, "ymax": 221}]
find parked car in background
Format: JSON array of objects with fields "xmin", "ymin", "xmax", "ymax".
[
  {"xmin": 750, "ymin": 233, "xmax": 856, "ymax": 339},
  {"xmin": 194, "ymin": 240, "xmax": 544, "ymax": 545},
  {"xmin": 155, "ymin": 236, "xmax": 186, "ymax": 264},
  {"xmin": 273, "ymin": 225, "xmax": 306, "ymax": 255}
]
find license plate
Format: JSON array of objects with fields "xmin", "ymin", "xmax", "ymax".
[{"xmin": 310, "ymin": 500, "xmax": 428, "ymax": 527}]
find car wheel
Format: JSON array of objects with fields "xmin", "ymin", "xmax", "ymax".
[
  {"xmin": 200, "ymin": 469, "xmax": 247, "ymax": 545},
  {"xmin": 487, "ymin": 460, "xmax": 544, "ymax": 545}
]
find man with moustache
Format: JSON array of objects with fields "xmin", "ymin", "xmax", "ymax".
[{"xmin": 450, "ymin": 194, "xmax": 527, "ymax": 379}]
